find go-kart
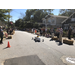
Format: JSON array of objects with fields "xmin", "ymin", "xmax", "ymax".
[{"xmin": 32, "ymin": 35, "xmax": 44, "ymax": 42}]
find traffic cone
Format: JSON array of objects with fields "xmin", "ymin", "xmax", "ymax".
[{"xmin": 7, "ymin": 41, "xmax": 11, "ymax": 48}]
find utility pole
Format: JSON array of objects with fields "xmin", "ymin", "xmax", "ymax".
[{"xmin": 45, "ymin": 18, "xmax": 47, "ymax": 33}]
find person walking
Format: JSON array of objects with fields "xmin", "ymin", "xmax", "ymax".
[
  {"xmin": 68, "ymin": 27, "xmax": 72, "ymax": 40},
  {"xmin": 59, "ymin": 27, "xmax": 63, "ymax": 44},
  {"xmin": 0, "ymin": 26, "xmax": 3, "ymax": 44}
]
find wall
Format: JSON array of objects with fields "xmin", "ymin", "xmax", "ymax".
[
  {"xmin": 42, "ymin": 18, "xmax": 46, "ymax": 23},
  {"xmin": 42, "ymin": 16, "xmax": 68, "ymax": 28},
  {"xmin": 46, "ymin": 17, "xmax": 56, "ymax": 25},
  {"xmin": 56, "ymin": 17, "xmax": 67, "ymax": 25}
]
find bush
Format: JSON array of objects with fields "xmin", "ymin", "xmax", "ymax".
[
  {"xmin": 63, "ymin": 31, "xmax": 68, "ymax": 37},
  {"xmin": 71, "ymin": 35, "xmax": 73, "ymax": 38},
  {"xmin": 33, "ymin": 22, "xmax": 39, "ymax": 28},
  {"xmin": 62, "ymin": 31, "xmax": 73, "ymax": 38}
]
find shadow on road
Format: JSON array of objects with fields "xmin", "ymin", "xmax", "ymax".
[
  {"xmin": 3, "ymin": 55, "xmax": 45, "ymax": 65},
  {"xmin": 54, "ymin": 40, "xmax": 63, "ymax": 46},
  {"xmin": 3, "ymin": 47, "xmax": 9, "ymax": 50},
  {"xmin": 55, "ymin": 40, "xmax": 74, "ymax": 46},
  {"xmin": 49, "ymin": 39, "xmax": 53, "ymax": 41}
]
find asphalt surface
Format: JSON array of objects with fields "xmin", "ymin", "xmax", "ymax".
[{"xmin": 0, "ymin": 30, "xmax": 75, "ymax": 65}]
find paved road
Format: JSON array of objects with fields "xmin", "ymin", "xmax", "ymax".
[{"xmin": 0, "ymin": 30, "xmax": 75, "ymax": 65}]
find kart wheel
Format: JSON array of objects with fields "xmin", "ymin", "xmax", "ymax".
[
  {"xmin": 42, "ymin": 39, "xmax": 44, "ymax": 42},
  {"xmin": 32, "ymin": 37, "xmax": 33, "ymax": 40},
  {"xmin": 38, "ymin": 40, "xmax": 40, "ymax": 42}
]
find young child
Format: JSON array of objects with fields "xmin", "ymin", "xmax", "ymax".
[{"xmin": 5, "ymin": 32, "xmax": 8, "ymax": 38}]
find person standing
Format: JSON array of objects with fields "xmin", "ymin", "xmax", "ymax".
[
  {"xmin": 72, "ymin": 28, "xmax": 75, "ymax": 40},
  {"xmin": 45, "ymin": 28, "xmax": 47, "ymax": 34},
  {"xmin": 59, "ymin": 27, "xmax": 63, "ymax": 44},
  {"xmin": 32, "ymin": 28, "xmax": 33, "ymax": 33},
  {"xmin": 42, "ymin": 28, "xmax": 45, "ymax": 36},
  {"xmin": 0, "ymin": 26, "xmax": 3, "ymax": 44},
  {"xmin": 10, "ymin": 28, "xmax": 12, "ymax": 35},
  {"xmin": 57, "ymin": 28, "xmax": 60, "ymax": 40},
  {"xmin": 51, "ymin": 28, "xmax": 54, "ymax": 38},
  {"xmin": 40, "ymin": 28, "xmax": 43, "ymax": 36},
  {"xmin": 33, "ymin": 28, "xmax": 35, "ymax": 34},
  {"xmin": 51, "ymin": 28, "xmax": 54, "ymax": 39},
  {"xmin": 49, "ymin": 29, "xmax": 51, "ymax": 35},
  {"xmin": 7, "ymin": 28, "xmax": 9, "ymax": 34},
  {"xmin": 68, "ymin": 27, "xmax": 72, "ymax": 40}
]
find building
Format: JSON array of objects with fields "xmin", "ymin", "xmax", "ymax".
[
  {"xmin": 62, "ymin": 12, "xmax": 75, "ymax": 30},
  {"xmin": 42, "ymin": 15, "xmax": 68, "ymax": 28}
]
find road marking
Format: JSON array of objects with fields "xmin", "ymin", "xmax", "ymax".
[
  {"xmin": 61, "ymin": 56, "xmax": 75, "ymax": 65},
  {"xmin": 66, "ymin": 57, "xmax": 75, "ymax": 63}
]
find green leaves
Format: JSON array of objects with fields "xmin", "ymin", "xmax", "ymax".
[
  {"xmin": 24, "ymin": 9, "xmax": 54, "ymax": 22},
  {"xmin": 59, "ymin": 9, "xmax": 75, "ymax": 16},
  {"xmin": 0, "ymin": 9, "xmax": 12, "ymax": 22},
  {"xmin": 15, "ymin": 9, "xmax": 54, "ymax": 29}
]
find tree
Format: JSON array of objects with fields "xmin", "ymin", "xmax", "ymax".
[
  {"xmin": 15, "ymin": 9, "xmax": 54, "ymax": 29},
  {"xmin": 43, "ymin": 9, "xmax": 54, "ymax": 14},
  {"xmin": 59, "ymin": 9, "xmax": 75, "ymax": 16},
  {"xmin": 19, "ymin": 12, "xmax": 25, "ymax": 19},
  {"xmin": 0, "ymin": 9, "xmax": 12, "ymax": 22},
  {"xmin": 15, "ymin": 19, "xmax": 22, "ymax": 27},
  {"xmin": 25, "ymin": 9, "xmax": 54, "ymax": 22}
]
